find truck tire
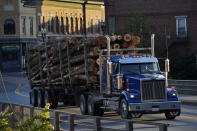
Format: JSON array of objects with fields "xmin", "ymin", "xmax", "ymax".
[
  {"xmin": 29, "ymin": 92, "xmax": 32, "ymax": 105},
  {"xmin": 44, "ymin": 90, "xmax": 58, "ymax": 109},
  {"xmin": 120, "ymin": 98, "xmax": 131, "ymax": 119},
  {"xmin": 80, "ymin": 94, "xmax": 88, "ymax": 115},
  {"xmin": 95, "ymin": 103, "xmax": 104, "ymax": 116},
  {"xmin": 32, "ymin": 89, "xmax": 38, "ymax": 107},
  {"xmin": 165, "ymin": 111, "xmax": 176, "ymax": 120},
  {"xmin": 87, "ymin": 95, "xmax": 96, "ymax": 116},
  {"xmin": 38, "ymin": 90, "xmax": 45, "ymax": 108}
]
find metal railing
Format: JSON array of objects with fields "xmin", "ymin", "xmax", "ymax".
[
  {"xmin": 168, "ymin": 79, "xmax": 197, "ymax": 95},
  {"xmin": 0, "ymin": 102, "xmax": 168, "ymax": 131}
]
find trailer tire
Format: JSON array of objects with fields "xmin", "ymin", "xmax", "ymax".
[
  {"xmin": 80, "ymin": 94, "xmax": 88, "ymax": 115},
  {"xmin": 29, "ymin": 92, "xmax": 32, "ymax": 105},
  {"xmin": 44, "ymin": 90, "xmax": 58, "ymax": 109},
  {"xmin": 38, "ymin": 90, "xmax": 45, "ymax": 108},
  {"xmin": 50, "ymin": 90, "xmax": 58, "ymax": 109},
  {"xmin": 32, "ymin": 89, "xmax": 38, "ymax": 107},
  {"xmin": 120, "ymin": 98, "xmax": 131, "ymax": 119},
  {"xmin": 87, "ymin": 95, "xmax": 96, "ymax": 116}
]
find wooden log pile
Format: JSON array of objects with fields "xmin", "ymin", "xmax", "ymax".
[{"xmin": 26, "ymin": 34, "xmax": 141, "ymax": 87}]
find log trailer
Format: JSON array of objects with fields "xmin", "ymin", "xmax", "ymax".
[{"xmin": 26, "ymin": 35, "xmax": 181, "ymax": 120}]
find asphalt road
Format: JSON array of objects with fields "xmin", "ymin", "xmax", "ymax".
[{"xmin": 0, "ymin": 74, "xmax": 197, "ymax": 131}]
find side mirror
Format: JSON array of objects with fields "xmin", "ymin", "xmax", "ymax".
[
  {"xmin": 165, "ymin": 59, "xmax": 170, "ymax": 73},
  {"xmin": 108, "ymin": 61, "xmax": 112, "ymax": 74}
]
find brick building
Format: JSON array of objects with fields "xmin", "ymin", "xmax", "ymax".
[
  {"xmin": 0, "ymin": 0, "xmax": 37, "ymax": 72},
  {"xmin": 36, "ymin": 0, "xmax": 105, "ymax": 36},
  {"xmin": 105, "ymin": 0, "xmax": 197, "ymax": 56},
  {"xmin": 0, "ymin": 0, "xmax": 105, "ymax": 72}
]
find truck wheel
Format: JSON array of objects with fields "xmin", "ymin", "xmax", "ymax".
[
  {"xmin": 50, "ymin": 90, "xmax": 58, "ymax": 109},
  {"xmin": 32, "ymin": 89, "xmax": 38, "ymax": 107},
  {"xmin": 80, "ymin": 94, "xmax": 88, "ymax": 115},
  {"xmin": 38, "ymin": 90, "xmax": 45, "ymax": 108},
  {"xmin": 87, "ymin": 95, "xmax": 95, "ymax": 116},
  {"xmin": 29, "ymin": 92, "xmax": 32, "ymax": 105},
  {"xmin": 120, "ymin": 98, "xmax": 131, "ymax": 119},
  {"xmin": 44, "ymin": 90, "xmax": 51, "ymax": 106},
  {"xmin": 44, "ymin": 90, "xmax": 58, "ymax": 109},
  {"xmin": 165, "ymin": 111, "xmax": 177, "ymax": 120},
  {"xmin": 95, "ymin": 103, "xmax": 104, "ymax": 116}
]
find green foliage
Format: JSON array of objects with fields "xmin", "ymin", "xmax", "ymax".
[
  {"xmin": 0, "ymin": 112, "xmax": 12, "ymax": 131},
  {"xmin": 127, "ymin": 12, "xmax": 154, "ymax": 48},
  {"xmin": 0, "ymin": 104, "xmax": 54, "ymax": 131},
  {"xmin": 16, "ymin": 103, "xmax": 54, "ymax": 131}
]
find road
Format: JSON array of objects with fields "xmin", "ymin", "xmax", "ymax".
[{"xmin": 0, "ymin": 73, "xmax": 197, "ymax": 131}]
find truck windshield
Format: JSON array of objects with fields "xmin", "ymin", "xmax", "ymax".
[{"xmin": 120, "ymin": 62, "xmax": 160, "ymax": 74}]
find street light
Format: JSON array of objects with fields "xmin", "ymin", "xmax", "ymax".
[
  {"xmin": 41, "ymin": 27, "xmax": 46, "ymax": 42},
  {"xmin": 82, "ymin": 0, "xmax": 88, "ymax": 35}
]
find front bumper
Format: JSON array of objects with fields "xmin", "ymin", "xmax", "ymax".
[{"xmin": 128, "ymin": 101, "xmax": 181, "ymax": 112}]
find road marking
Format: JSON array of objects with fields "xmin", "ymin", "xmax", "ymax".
[
  {"xmin": 14, "ymin": 84, "xmax": 29, "ymax": 97},
  {"xmin": 180, "ymin": 114, "xmax": 197, "ymax": 121}
]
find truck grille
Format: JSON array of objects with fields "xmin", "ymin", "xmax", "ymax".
[{"xmin": 141, "ymin": 80, "xmax": 166, "ymax": 102}]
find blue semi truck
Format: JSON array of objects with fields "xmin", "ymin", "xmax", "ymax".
[
  {"xmin": 79, "ymin": 35, "xmax": 181, "ymax": 119},
  {"xmin": 27, "ymin": 34, "xmax": 181, "ymax": 120}
]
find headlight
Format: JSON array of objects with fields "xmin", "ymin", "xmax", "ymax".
[
  {"xmin": 130, "ymin": 94, "xmax": 139, "ymax": 99},
  {"xmin": 168, "ymin": 92, "xmax": 177, "ymax": 97},
  {"xmin": 130, "ymin": 95, "xmax": 135, "ymax": 98}
]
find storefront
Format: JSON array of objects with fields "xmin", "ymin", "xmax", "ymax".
[
  {"xmin": 0, "ymin": 43, "xmax": 22, "ymax": 72},
  {"xmin": 0, "ymin": 39, "xmax": 37, "ymax": 72}
]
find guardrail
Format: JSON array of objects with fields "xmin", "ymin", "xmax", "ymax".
[
  {"xmin": 0, "ymin": 102, "xmax": 168, "ymax": 131},
  {"xmin": 168, "ymin": 79, "xmax": 197, "ymax": 95}
]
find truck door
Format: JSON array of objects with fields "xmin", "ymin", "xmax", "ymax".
[{"xmin": 111, "ymin": 63, "xmax": 119, "ymax": 92}]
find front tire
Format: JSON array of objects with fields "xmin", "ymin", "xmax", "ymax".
[
  {"xmin": 32, "ymin": 89, "xmax": 38, "ymax": 107},
  {"xmin": 120, "ymin": 98, "xmax": 131, "ymax": 119},
  {"xmin": 80, "ymin": 94, "xmax": 88, "ymax": 115}
]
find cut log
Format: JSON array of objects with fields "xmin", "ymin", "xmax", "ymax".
[{"xmin": 124, "ymin": 34, "xmax": 132, "ymax": 42}]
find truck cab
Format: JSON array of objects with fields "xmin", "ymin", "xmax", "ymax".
[
  {"xmin": 79, "ymin": 35, "xmax": 181, "ymax": 120},
  {"xmin": 101, "ymin": 55, "xmax": 181, "ymax": 119}
]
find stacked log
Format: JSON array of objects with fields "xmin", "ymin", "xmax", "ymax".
[{"xmin": 26, "ymin": 34, "xmax": 141, "ymax": 87}]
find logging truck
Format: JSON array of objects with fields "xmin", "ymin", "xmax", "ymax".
[{"xmin": 26, "ymin": 34, "xmax": 181, "ymax": 120}]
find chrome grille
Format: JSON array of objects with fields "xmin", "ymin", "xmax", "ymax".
[{"xmin": 141, "ymin": 80, "xmax": 166, "ymax": 102}]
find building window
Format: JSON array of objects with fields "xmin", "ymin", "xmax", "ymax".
[
  {"xmin": 66, "ymin": 17, "xmax": 69, "ymax": 34},
  {"xmin": 91, "ymin": 19, "xmax": 93, "ymax": 34},
  {"xmin": 175, "ymin": 16, "xmax": 187, "ymax": 38},
  {"xmin": 75, "ymin": 17, "xmax": 78, "ymax": 34},
  {"xmin": 30, "ymin": 17, "xmax": 33, "ymax": 35},
  {"xmin": 71, "ymin": 17, "xmax": 74, "ymax": 34},
  {"xmin": 22, "ymin": 16, "xmax": 26, "ymax": 35},
  {"xmin": 80, "ymin": 18, "xmax": 83, "ymax": 34},
  {"xmin": 42, "ymin": 16, "xmax": 45, "ymax": 28},
  {"xmin": 51, "ymin": 17, "xmax": 54, "ymax": 33},
  {"xmin": 61, "ymin": 16, "xmax": 64, "ymax": 34},
  {"xmin": 56, "ymin": 16, "xmax": 60, "ymax": 33},
  {"xmin": 4, "ymin": 19, "xmax": 15, "ymax": 35}
]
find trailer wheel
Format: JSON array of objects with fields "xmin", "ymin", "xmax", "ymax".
[
  {"xmin": 87, "ymin": 95, "xmax": 95, "ymax": 116},
  {"xmin": 29, "ymin": 92, "xmax": 32, "ymax": 105},
  {"xmin": 32, "ymin": 89, "xmax": 38, "ymax": 107},
  {"xmin": 120, "ymin": 98, "xmax": 131, "ymax": 119},
  {"xmin": 38, "ymin": 90, "xmax": 45, "ymax": 108},
  {"xmin": 95, "ymin": 103, "xmax": 104, "ymax": 116},
  {"xmin": 44, "ymin": 90, "xmax": 51, "ymax": 106},
  {"xmin": 80, "ymin": 94, "xmax": 88, "ymax": 115}
]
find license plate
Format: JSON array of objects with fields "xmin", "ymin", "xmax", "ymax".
[{"xmin": 152, "ymin": 108, "xmax": 159, "ymax": 111}]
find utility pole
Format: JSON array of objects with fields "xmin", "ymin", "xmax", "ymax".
[{"xmin": 82, "ymin": 0, "xmax": 88, "ymax": 35}]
